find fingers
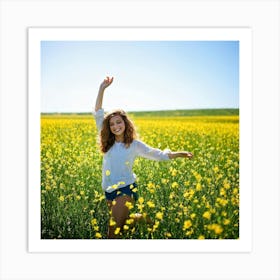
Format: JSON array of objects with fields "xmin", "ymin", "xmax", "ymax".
[
  {"xmin": 101, "ymin": 76, "xmax": 114, "ymax": 90},
  {"xmin": 180, "ymin": 152, "xmax": 193, "ymax": 159},
  {"xmin": 186, "ymin": 152, "xmax": 193, "ymax": 159},
  {"xmin": 104, "ymin": 76, "xmax": 114, "ymax": 86}
]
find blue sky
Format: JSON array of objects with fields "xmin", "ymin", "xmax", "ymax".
[{"xmin": 41, "ymin": 40, "xmax": 239, "ymax": 113}]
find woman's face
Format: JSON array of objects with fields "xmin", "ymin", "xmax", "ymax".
[{"xmin": 109, "ymin": 115, "xmax": 126, "ymax": 138}]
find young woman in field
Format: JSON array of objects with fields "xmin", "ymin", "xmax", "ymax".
[{"xmin": 93, "ymin": 76, "xmax": 194, "ymax": 238}]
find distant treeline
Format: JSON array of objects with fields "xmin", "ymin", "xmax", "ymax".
[
  {"xmin": 128, "ymin": 108, "xmax": 239, "ymax": 117},
  {"xmin": 41, "ymin": 108, "xmax": 239, "ymax": 118}
]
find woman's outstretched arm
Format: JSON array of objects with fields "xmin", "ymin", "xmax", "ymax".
[
  {"xmin": 135, "ymin": 140, "xmax": 193, "ymax": 161},
  {"xmin": 95, "ymin": 76, "xmax": 114, "ymax": 112}
]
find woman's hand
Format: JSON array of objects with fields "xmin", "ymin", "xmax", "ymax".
[
  {"xmin": 168, "ymin": 151, "xmax": 194, "ymax": 159},
  {"xmin": 180, "ymin": 152, "xmax": 194, "ymax": 159},
  {"xmin": 100, "ymin": 76, "xmax": 114, "ymax": 91}
]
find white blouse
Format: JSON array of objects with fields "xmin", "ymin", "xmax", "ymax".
[{"xmin": 93, "ymin": 108, "xmax": 170, "ymax": 192}]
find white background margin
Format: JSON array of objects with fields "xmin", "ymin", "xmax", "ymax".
[{"xmin": 1, "ymin": 0, "xmax": 279, "ymax": 280}]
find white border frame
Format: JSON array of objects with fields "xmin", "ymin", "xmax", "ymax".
[
  {"xmin": 1, "ymin": 1, "xmax": 279, "ymax": 279},
  {"xmin": 28, "ymin": 27, "xmax": 252, "ymax": 253}
]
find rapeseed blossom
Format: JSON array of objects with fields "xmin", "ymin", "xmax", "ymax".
[
  {"xmin": 125, "ymin": 201, "xmax": 133, "ymax": 210},
  {"xmin": 203, "ymin": 211, "xmax": 211, "ymax": 220},
  {"xmin": 183, "ymin": 220, "xmax": 192, "ymax": 230},
  {"xmin": 147, "ymin": 201, "xmax": 155, "ymax": 208},
  {"xmin": 114, "ymin": 227, "xmax": 121, "ymax": 235},
  {"xmin": 156, "ymin": 212, "xmax": 163, "ymax": 220}
]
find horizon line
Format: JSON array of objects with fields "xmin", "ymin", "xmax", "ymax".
[{"xmin": 41, "ymin": 107, "xmax": 239, "ymax": 114}]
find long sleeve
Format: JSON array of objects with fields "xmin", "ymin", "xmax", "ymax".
[
  {"xmin": 92, "ymin": 108, "xmax": 104, "ymax": 133},
  {"xmin": 134, "ymin": 140, "xmax": 170, "ymax": 161}
]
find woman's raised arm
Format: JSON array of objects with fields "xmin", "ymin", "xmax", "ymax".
[{"xmin": 95, "ymin": 76, "xmax": 114, "ymax": 112}]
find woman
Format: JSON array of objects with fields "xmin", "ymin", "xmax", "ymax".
[{"xmin": 93, "ymin": 76, "xmax": 193, "ymax": 238}]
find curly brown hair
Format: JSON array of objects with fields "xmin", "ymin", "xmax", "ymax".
[{"xmin": 100, "ymin": 109, "xmax": 137, "ymax": 153}]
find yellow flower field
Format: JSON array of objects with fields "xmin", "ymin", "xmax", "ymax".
[{"xmin": 41, "ymin": 113, "xmax": 239, "ymax": 239}]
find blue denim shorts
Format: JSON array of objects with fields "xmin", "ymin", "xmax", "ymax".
[{"xmin": 105, "ymin": 182, "xmax": 139, "ymax": 201}]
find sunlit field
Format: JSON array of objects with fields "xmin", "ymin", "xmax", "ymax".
[{"xmin": 41, "ymin": 110, "xmax": 239, "ymax": 239}]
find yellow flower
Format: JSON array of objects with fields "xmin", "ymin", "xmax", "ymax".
[
  {"xmin": 114, "ymin": 227, "xmax": 121, "ymax": 235},
  {"xmin": 153, "ymin": 220, "xmax": 160, "ymax": 231},
  {"xmin": 147, "ymin": 201, "xmax": 155, "ymax": 208},
  {"xmin": 169, "ymin": 192, "xmax": 175, "ymax": 200},
  {"xmin": 223, "ymin": 219, "xmax": 231, "ymax": 225},
  {"xmin": 105, "ymin": 170, "xmax": 111, "ymax": 176},
  {"xmin": 213, "ymin": 224, "xmax": 223, "ymax": 234},
  {"xmin": 220, "ymin": 187, "xmax": 226, "ymax": 196},
  {"xmin": 217, "ymin": 197, "xmax": 228, "ymax": 206},
  {"xmin": 183, "ymin": 189, "xmax": 195, "ymax": 199},
  {"xmin": 165, "ymin": 232, "xmax": 172, "ymax": 238},
  {"xmin": 190, "ymin": 213, "xmax": 196, "ymax": 220},
  {"xmin": 233, "ymin": 188, "xmax": 239, "ymax": 195},
  {"xmin": 194, "ymin": 172, "xmax": 202, "ymax": 182},
  {"xmin": 207, "ymin": 224, "xmax": 223, "ymax": 235},
  {"xmin": 203, "ymin": 211, "xmax": 211, "ymax": 220},
  {"xmin": 184, "ymin": 181, "xmax": 190, "ymax": 187},
  {"xmin": 171, "ymin": 182, "xmax": 179, "ymax": 188},
  {"xmin": 137, "ymin": 204, "xmax": 144, "ymax": 212},
  {"xmin": 185, "ymin": 229, "xmax": 194, "ymax": 236},
  {"xmin": 196, "ymin": 183, "xmax": 202, "ymax": 191},
  {"xmin": 213, "ymin": 166, "xmax": 219, "ymax": 173},
  {"xmin": 125, "ymin": 201, "xmax": 133, "ymax": 210},
  {"xmin": 95, "ymin": 232, "xmax": 102, "ymax": 239},
  {"xmin": 183, "ymin": 220, "xmax": 192, "ymax": 230},
  {"xmin": 156, "ymin": 212, "xmax": 163, "ymax": 220},
  {"xmin": 76, "ymin": 195, "xmax": 81, "ymax": 200},
  {"xmin": 161, "ymin": 178, "xmax": 167, "ymax": 184},
  {"xmin": 198, "ymin": 235, "xmax": 205, "ymax": 240},
  {"xmin": 59, "ymin": 195, "xmax": 65, "ymax": 202},
  {"xmin": 125, "ymin": 218, "xmax": 134, "ymax": 225},
  {"xmin": 138, "ymin": 197, "xmax": 144, "ymax": 204},
  {"xmin": 109, "ymin": 219, "xmax": 116, "ymax": 227},
  {"xmin": 223, "ymin": 182, "xmax": 231, "ymax": 190},
  {"xmin": 123, "ymin": 225, "xmax": 129, "ymax": 231},
  {"xmin": 170, "ymin": 167, "xmax": 177, "ymax": 177},
  {"xmin": 91, "ymin": 218, "xmax": 97, "ymax": 226}
]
